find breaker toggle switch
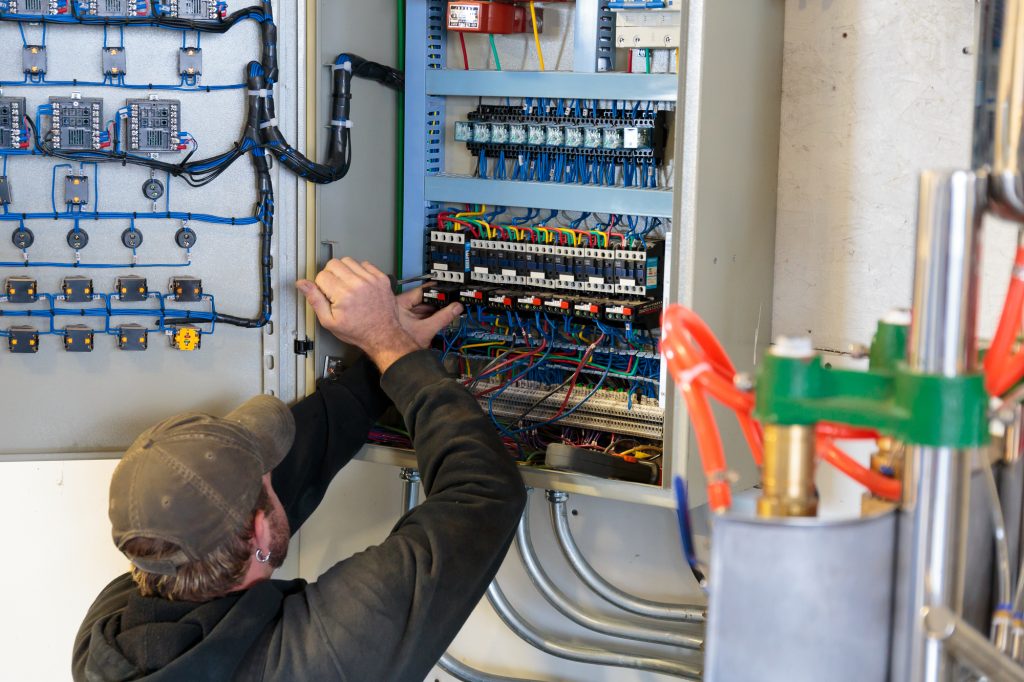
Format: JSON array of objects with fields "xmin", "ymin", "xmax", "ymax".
[{"xmin": 171, "ymin": 326, "xmax": 201, "ymax": 351}]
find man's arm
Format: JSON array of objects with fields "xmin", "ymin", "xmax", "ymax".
[
  {"xmin": 267, "ymin": 350, "xmax": 526, "ymax": 682},
  {"xmin": 271, "ymin": 356, "xmax": 392, "ymax": 534},
  {"xmin": 267, "ymin": 258, "xmax": 524, "ymax": 681}
]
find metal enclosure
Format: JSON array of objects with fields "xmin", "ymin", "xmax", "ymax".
[
  {"xmin": 0, "ymin": 1, "xmax": 303, "ymax": 460},
  {"xmin": 358, "ymin": 0, "xmax": 784, "ymax": 508}
]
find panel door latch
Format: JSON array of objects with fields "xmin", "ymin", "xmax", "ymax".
[{"xmin": 294, "ymin": 337, "xmax": 314, "ymax": 356}]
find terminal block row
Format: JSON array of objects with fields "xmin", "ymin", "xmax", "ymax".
[
  {"xmin": 427, "ymin": 231, "xmax": 664, "ymax": 299},
  {"xmin": 423, "ymin": 283, "xmax": 662, "ymax": 328},
  {"xmin": 5, "ymin": 324, "xmax": 202, "ymax": 353},
  {"xmin": 1, "ymin": 276, "xmax": 202, "ymax": 303}
]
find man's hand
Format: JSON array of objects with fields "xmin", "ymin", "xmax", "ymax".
[
  {"xmin": 396, "ymin": 285, "xmax": 463, "ymax": 348},
  {"xmin": 297, "ymin": 258, "xmax": 418, "ymax": 373}
]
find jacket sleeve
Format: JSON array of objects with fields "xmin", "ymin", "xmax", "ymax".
[
  {"xmin": 272, "ymin": 355, "xmax": 392, "ymax": 534},
  {"xmin": 265, "ymin": 349, "xmax": 527, "ymax": 682}
]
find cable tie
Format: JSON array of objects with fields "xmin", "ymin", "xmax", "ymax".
[
  {"xmin": 332, "ymin": 61, "xmax": 352, "ymax": 73},
  {"xmin": 259, "ymin": 117, "xmax": 278, "ymax": 129},
  {"xmin": 247, "ymin": 88, "xmax": 270, "ymax": 97},
  {"xmin": 330, "ymin": 119, "xmax": 352, "ymax": 128},
  {"xmin": 676, "ymin": 361, "xmax": 712, "ymax": 388}
]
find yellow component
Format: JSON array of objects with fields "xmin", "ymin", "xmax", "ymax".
[
  {"xmin": 85, "ymin": 337, "xmax": 92, "ymax": 345},
  {"xmin": 84, "ymin": 288, "xmax": 91, "ymax": 294},
  {"xmin": 31, "ymin": 47, "xmax": 39, "ymax": 54},
  {"xmin": 28, "ymin": 338, "xmax": 35, "ymax": 346},
  {"xmin": 120, "ymin": 287, "xmax": 128, "ymax": 294},
  {"xmin": 73, "ymin": 179, "xmax": 81, "ymax": 185},
  {"xmin": 7, "ymin": 289, "xmax": 13, "ymax": 295},
  {"xmin": 11, "ymin": 339, "xmax": 16, "ymax": 346},
  {"xmin": 172, "ymin": 326, "xmax": 201, "ymax": 352},
  {"xmin": 120, "ymin": 336, "xmax": 127, "ymax": 343},
  {"xmin": 66, "ymin": 337, "xmax": 73, "ymax": 345},
  {"xmin": 27, "ymin": 288, "xmax": 34, "ymax": 295},
  {"xmin": 139, "ymin": 336, "xmax": 145, "ymax": 344}
]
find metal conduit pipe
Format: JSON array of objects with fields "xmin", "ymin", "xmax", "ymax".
[
  {"xmin": 516, "ymin": 501, "xmax": 704, "ymax": 651},
  {"xmin": 401, "ymin": 473, "xmax": 539, "ymax": 682},
  {"xmin": 437, "ymin": 653, "xmax": 541, "ymax": 682},
  {"xmin": 546, "ymin": 490, "xmax": 706, "ymax": 623},
  {"xmin": 485, "ymin": 580, "xmax": 703, "ymax": 681}
]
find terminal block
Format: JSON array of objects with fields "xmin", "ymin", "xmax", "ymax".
[
  {"xmin": 8, "ymin": 326, "xmax": 39, "ymax": 354},
  {"xmin": 170, "ymin": 276, "xmax": 202, "ymax": 302},
  {"xmin": 421, "ymin": 283, "xmax": 462, "ymax": 309},
  {"xmin": 61, "ymin": 277, "xmax": 94, "ymax": 303},
  {"xmin": 0, "ymin": 97, "xmax": 27, "ymax": 150},
  {"xmin": 127, "ymin": 99, "xmax": 181, "ymax": 153},
  {"xmin": 63, "ymin": 325, "xmax": 95, "ymax": 353},
  {"xmin": 167, "ymin": 0, "xmax": 218, "ymax": 19},
  {"xmin": 464, "ymin": 237, "xmax": 665, "ymax": 299},
  {"xmin": 9, "ymin": 0, "xmax": 56, "ymax": 13},
  {"xmin": 456, "ymin": 103, "xmax": 670, "ymax": 166},
  {"xmin": 447, "ymin": 1, "xmax": 541, "ymax": 34},
  {"xmin": 64, "ymin": 175, "xmax": 90, "ymax": 206},
  {"xmin": 49, "ymin": 97, "xmax": 103, "ymax": 151},
  {"xmin": 427, "ymin": 230, "xmax": 468, "ymax": 282},
  {"xmin": 22, "ymin": 46, "xmax": 47, "ymax": 76},
  {"xmin": 116, "ymin": 275, "xmax": 148, "ymax": 302},
  {"xmin": 171, "ymin": 326, "xmax": 201, "ymax": 351},
  {"xmin": 178, "ymin": 47, "xmax": 203, "ymax": 77},
  {"xmin": 4, "ymin": 277, "xmax": 37, "ymax": 304},
  {"xmin": 118, "ymin": 324, "xmax": 148, "ymax": 351},
  {"xmin": 84, "ymin": 0, "xmax": 149, "ymax": 16},
  {"xmin": 102, "ymin": 47, "xmax": 128, "ymax": 77}
]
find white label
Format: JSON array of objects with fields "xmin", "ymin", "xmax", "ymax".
[
  {"xmin": 473, "ymin": 266, "xmax": 489, "ymax": 274},
  {"xmin": 620, "ymin": 278, "xmax": 636, "ymax": 287},
  {"xmin": 501, "ymin": 269, "xmax": 517, "ymax": 277},
  {"xmin": 623, "ymin": 127, "xmax": 641, "ymax": 149},
  {"xmin": 448, "ymin": 4, "xmax": 480, "ymax": 29},
  {"xmin": 588, "ymin": 276, "xmax": 605, "ymax": 284},
  {"xmin": 559, "ymin": 274, "xmax": 575, "ymax": 282},
  {"xmin": 432, "ymin": 263, "xmax": 448, "ymax": 271},
  {"xmin": 529, "ymin": 271, "xmax": 546, "ymax": 279}
]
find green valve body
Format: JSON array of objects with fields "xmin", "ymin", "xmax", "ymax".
[{"xmin": 755, "ymin": 321, "xmax": 989, "ymax": 449}]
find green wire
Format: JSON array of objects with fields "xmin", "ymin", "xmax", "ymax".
[
  {"xmin": 645, "ymin": 49, "xmax": 651, "ymax": 74},
  {"xmin": 489, "ymin": 33, "xmax": 502, "ymax": 71}
]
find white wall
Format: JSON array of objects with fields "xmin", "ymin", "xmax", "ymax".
[{"xmin": 2, "ymin": 2, "xmax": 1004, "ymax": 681}]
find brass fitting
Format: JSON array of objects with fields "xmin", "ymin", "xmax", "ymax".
[{"xmin": 757, "ymin": 424, "xmax": 818, "ymax": 518}]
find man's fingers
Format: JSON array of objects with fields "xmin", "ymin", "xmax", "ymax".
[
  {"xmin": 361, "ymin": 260, "xmax": 390, "ymax": 281},
  {"xmin": 419, "ymin": 302, "xmax": 464, "ymax": 337},
  {"xmin": 296, "ymin": 280, "xmax": 333, "ymax": 322},
  {"xmin": 339, "ymin": 256, "xmax": 375, "ymax": 282}
]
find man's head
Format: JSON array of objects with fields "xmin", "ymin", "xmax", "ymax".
[{"xmin": 109, "ymin": 395, "xmax": 295, "ymax": 601}]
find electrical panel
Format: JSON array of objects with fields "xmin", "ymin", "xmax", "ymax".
[
  {"xmin": 384, "ymin": 0, "xmax": 783, "ymax": 504},
  {"xmin": 0, "ymin": 0, "xmax": 311, "ymax": 454},
  {"xmin": 127, "ymin": 99, "xmax": 181, "ymax": 152},
  {"xmin": 49, "ymin": 96, "xmax": 103, "ymax": 151},
  {"xmin": 0, "ymin": 97, "xmax": 26, "ymax": 150}
]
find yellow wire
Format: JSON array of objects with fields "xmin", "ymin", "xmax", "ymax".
[
  {"xmin": 456, "ymin": 204, "xmax": 488, "ymax": 219},
  {"xmin": 529, "ymin": 1, "xmax": 545, "ymax": 71}
]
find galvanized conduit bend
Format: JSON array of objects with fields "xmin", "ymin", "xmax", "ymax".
[
  {"xmin": 438, "ymin": 653, "xmax": 541, "ymax": 682},
  {"xmin": 517, "ymin": 501, "xmax": 704, "ymax": 650},
  {"xmin": 547, "ymin": 491, "xmax": 706, "ymax": 623},
  {"xmin": 486, "ymin": 580, "xmax": 703, "ymax": 680}
]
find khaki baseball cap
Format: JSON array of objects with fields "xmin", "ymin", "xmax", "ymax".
[{"xmin": 109, "ymin": 395, "xmax": 295, "ymax": 576}]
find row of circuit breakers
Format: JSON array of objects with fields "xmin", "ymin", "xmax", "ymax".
[
  {"xmin": 422, "ymin": 231, "xmax": 666, "ymax": 327},
  {"xmin": 1, "ymin": 95, "xmax": 182, "ymax": 157},
  {"xmin": 4, "ymin": 0, "xmax": 223, "ymax": 19},
  {"xmin": 0, "ymin": 275, "xmax": 206, "ymax": 353}
]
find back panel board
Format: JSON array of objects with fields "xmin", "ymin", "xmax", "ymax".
[{"xmin": 0, "ymin": 2, "xmax": 299, "ymax": 454}]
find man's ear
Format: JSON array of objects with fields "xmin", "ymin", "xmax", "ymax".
[{"xmin": 252, "ymin": 509, "xmax": 272, "ymax": 552}]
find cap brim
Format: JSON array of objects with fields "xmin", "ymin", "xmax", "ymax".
[{"xmin": 225, "ymin": 395, "xmax": 295, "ymax": 472}]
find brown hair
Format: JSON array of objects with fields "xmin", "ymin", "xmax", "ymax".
[{"xmin": 124, "ymin": 486, "xmax": 273, "ymax": 602}]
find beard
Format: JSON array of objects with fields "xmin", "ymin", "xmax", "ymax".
[{"xmin": 266, "ymin": 505, "xmax": 290, "ymax": 569}]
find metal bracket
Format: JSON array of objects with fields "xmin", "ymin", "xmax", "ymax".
[{"xmin": 294, "ymin": 337, "xmax": 314, "ymax": 356}]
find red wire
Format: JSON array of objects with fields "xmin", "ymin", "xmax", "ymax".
[
  {"xmin": 459, "ymin": 32, "xmax": 470, "ymax": 70},
  {"xmin": 985, "ymin": 245, "xmax": 1024, "ymax": 395},
  {"xmin": 818, "ymin": 437, "xmax": 901, "ymax": 501},
  {"xmin": 555, "ymin": 336, "xmax": 604, "ymax": 416}
]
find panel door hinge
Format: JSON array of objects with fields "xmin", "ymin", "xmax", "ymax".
[{"xmin": 294, "ymin": 337, "xmax": 314, "ymax": 356}]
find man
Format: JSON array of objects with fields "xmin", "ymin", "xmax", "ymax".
[{"xmin": 73, "ymin": 258, "xmax": 527, "ymax": 681}]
